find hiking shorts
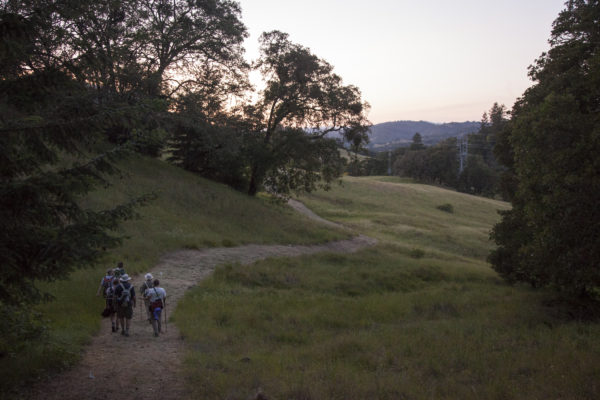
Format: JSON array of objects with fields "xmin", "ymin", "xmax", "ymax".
[
  {"xmin": 117, "ymin": 304, "xmax": 133, "ymax": 319},
  {"xmin": 106, "ymin": 300, "xmax": 117, "ymax": 315},
  {"xmin": 152, "ymin": 307, "xmax": 162, "ymax": 321}
]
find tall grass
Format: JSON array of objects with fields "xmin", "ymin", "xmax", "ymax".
[
  {"xmin": 175, "ymin": 176, "xmax": 600, "ymax": 399},
  {"xmin": 0, "ymin": 156, "xmax": 347, "ymax": 393},
  {"xmin": 303, "ymin": 176, "xmax": 509, "ymax": 259}
]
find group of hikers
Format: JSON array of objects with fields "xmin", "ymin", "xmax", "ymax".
[{"xmin": 96, "ymin": 262, "xmax": 167, "ymax": 337}]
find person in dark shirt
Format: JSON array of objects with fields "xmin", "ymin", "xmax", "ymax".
[
  {"xmin": 115, "ymin": 274, "xmax": 136, "ymax": 337},
  {"xmin": 106, "ymin": 278, "xmax": 121, "ymax": 332},
  {"xmin": 113, "ymin": 261, "xmax": 126, "ymax": 280}
]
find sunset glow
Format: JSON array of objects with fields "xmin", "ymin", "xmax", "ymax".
[{"xmin": 239, "ymin": 0, "xmax": 566, "ymax": 123}]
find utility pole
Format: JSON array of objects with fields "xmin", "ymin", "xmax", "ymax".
[
  {"xmin": 387, "ymin": 150, "xmax": 392, "ymax": 175},
  {"xmin": 458, "ymin": 137, "xmax": 468, "ymax": 174}
]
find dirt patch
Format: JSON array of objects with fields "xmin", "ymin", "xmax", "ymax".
[{"xmin": 24, "ymin": 201, "xmax": 377, "ymax": 400}]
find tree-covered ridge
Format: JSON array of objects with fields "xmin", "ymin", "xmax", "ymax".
[
  {"xmin": 379, "ymin": 103, "xmax": 508, "ymax": 198},
  {"xmin": 367, "ymin": 120, "xmax": 480, "ymax": 151}
]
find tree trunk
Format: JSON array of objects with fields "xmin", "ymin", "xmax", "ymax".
[{"xmin": 247, "ymin": 164, "xmax": 260, "ymax": 196}]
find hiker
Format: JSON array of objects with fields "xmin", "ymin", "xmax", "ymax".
[
  {"xmin": 113, "ymin": 261, "xmax": 126, "ymax": 280},
  {"xmin": 115, "ymin": 273, "xmax": 136, "ymax": 337},
  {"xmin": 139, "ymin": 273, "xmax": 154, "ymax": 323},
  {"xmin": 96, "ymin": 269, "xmax": 114, "ymax": 297},
  {"xmin": 106, "ymin": 277, "xmax": 121, "ymax": 332},
  {"xmin": 144, "ymin": 279, "xmax": 166, "ymax": 337}
]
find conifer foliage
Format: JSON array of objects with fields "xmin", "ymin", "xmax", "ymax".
[
  {"xmin": 0, "ymin": 11, "xmax": 151, "ymax": 307},
  {"xmin": 490, "ymin": 0, "xmax": 600, "ymax": 298}
]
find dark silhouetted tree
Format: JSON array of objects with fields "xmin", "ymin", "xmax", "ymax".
[
  {"xmin": 409, "ymin": 132, "xmax": 426, "ymax": 150},
  {"xmin": 246, "ymin": 31, "xmax": 370, "ymax": 197},
  {"xmin": 0, "ymin": 6, "xmax": 153, "ymax": 308},
  {"xmin": 490, "ymin": 0, "xmax": 600, "ymax": 298}
]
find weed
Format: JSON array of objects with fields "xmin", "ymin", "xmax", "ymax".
[
  {"xmin": 221, "ymin": 239, "xmax": 236, "ymax": 247},
  {"xmin": 409, "ymin": 248, "xmax": 426, "ymax": 258}
]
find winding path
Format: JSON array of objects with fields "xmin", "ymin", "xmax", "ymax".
[{"xmin": 25, "ymin": 201, "xmax": 377, "ymax": 400}]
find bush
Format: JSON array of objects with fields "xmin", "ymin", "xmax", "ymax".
[
  {"xmin": 0, "ymin": 305, "xmax": 47, "ymax": 357},
  {"xmin": 436, "ymin": 203, "xmax": 454, "ymax": 213}
]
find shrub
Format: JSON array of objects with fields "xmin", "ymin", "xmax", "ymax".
[
  {"xmin": 436, "ymin": 203, "xmax": 454, "ymax": 213},
  {"xmin": 409, "ymin": 248, "xmax": 425, "ymax": 259}
]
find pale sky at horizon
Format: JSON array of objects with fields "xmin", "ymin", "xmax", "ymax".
[{"xmin": 237, "ymin": 0, "xmax": 567, "ymax": 124}]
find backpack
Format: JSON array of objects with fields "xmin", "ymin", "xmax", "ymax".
[
  {"xmin": 114, "ymin": 268, "xmax": 125, "ymax": 279},
  {"xmin": 150, "ymin": 288, "xmax": 163, "ymax": 311},
  {"xmin": 101, "ymin": 276, "xmax": 114, "ymax": 297},
  {"xmin": 140, "ymin": 281, "xmax": 152, "ymax": 295},
  {"xmin": 118, "ymin": 283, "xmax": 132, "ymax": 307}
]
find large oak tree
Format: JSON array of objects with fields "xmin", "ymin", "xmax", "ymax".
[{"xmin": 245, "ymin": 31, "xmax": 371, "ymax": 197}]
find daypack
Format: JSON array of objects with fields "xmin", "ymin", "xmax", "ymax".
[
  {"xmin": 113, "ymin": 268, "xmax": 125, "ymax": 279},
  {"xmin": 118, "ymin": 283, "xmax": 132, "ymax": 307},
  {"xmin": 106, "ymin": 286, "xmax": 114, "ymax": 303},
  {"xmin": 140, "ymin": 281, "xmax": 152, "ymax": 296},
  {"xmin": 101, "ymin": 276, "xmax": 114, "ymax": 297},
  {"xmin": 149, "ymin": 288, "xmax": 163, "ymax": 311}
]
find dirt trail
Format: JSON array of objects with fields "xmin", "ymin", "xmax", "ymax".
[{"xmin": 25, "ymin": 201, "xmax": 376, "ymax": 400}]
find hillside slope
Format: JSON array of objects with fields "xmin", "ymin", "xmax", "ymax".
[
  {"xmin": 174, "ymin": 177, "xmax": 600, "ymax": 400},
  {"xmin": 1, "ymin": 155, "xmax": 349, "ymax": 395}
]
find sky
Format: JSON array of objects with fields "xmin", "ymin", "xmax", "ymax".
[{"xmin": 237, "ymin": 0, "xmax": 567, "ymax": 124}]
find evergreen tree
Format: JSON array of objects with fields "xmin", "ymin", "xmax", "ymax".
[
  {"xmin": 409, "ymin": 132, "xmax": 426, "ymax": 150},
  {"xmin": 0, "ymin": 7, "xmax": 151, "ymax": 308}
]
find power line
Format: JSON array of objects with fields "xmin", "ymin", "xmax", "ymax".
[{"xmin": 458, "ymin": 137, "xmax": 468, "ymax": 174}]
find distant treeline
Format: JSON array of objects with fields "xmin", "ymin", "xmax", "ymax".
[
  {"xmin": 367, "ymin": 120, "xmax": 480, "ymax": 151},
  {"xmin": 347, "ymin": 103, "xmax": 507, "ymax": 199}
]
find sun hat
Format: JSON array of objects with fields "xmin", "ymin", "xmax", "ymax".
[
  {"xmin": 120, "ymin": 274, "xmax": 132, "ymax": 282},
  {"xmin": 144, "ymin": 273, "xmax": 153, "ymax": 280}
]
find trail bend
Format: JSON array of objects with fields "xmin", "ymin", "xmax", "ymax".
[{"xmin": 25, "ymin": 200, "xmax": 377, "ymax": 400}]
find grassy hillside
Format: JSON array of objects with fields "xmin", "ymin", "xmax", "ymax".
[
  {"xmin": 0, "ymin": 155, "xmax": 348, "ymax": 392},
  {"xmin": 175, "ymin": 176, "xmax": 600, "ymax": 399}
]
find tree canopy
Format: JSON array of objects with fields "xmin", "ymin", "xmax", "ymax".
[
  {"xmin": 0, "ymin": 1, "xmax": 372, "ymax": 309},
  {"xmin": 0, "ymin": 5, "xmax": 164, "ymax": 307},
  {"xmin": 245, "ymin": 31, "xmax": 371, "ymax": 196},
  {"xmin": 489, "ymin": 0, "xmax": 600, "ymax": 298}
]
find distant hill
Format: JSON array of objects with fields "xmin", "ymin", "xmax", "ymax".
[{"xmin": 367, "ymin": 120, "xmax": 480, "ymax": 151}]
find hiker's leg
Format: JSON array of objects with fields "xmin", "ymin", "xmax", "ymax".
[
  {"xmin": 110, "ymin": 312, "xmax": 116, "ymax": 331},
  {"xmin": 123, "ymin": 306, "xmax": 133, "ymax": 336},
  {"xmin": 145, "ymin": 300, "xmax": 151, "ymax": 321}
]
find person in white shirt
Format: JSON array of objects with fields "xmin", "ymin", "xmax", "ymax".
[{"xmin": 144, "ymin": 279, "xmax": 166, "ymax": 337}]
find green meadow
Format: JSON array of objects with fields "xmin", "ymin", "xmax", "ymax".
[
  {"xmin": 5, "ymin": 160, "xmax": 600, "ymax": 399},
  {"xmin": 0, "ymin": 156, "xmax": 347, "ymax": 391},
  {"xmin": 175, "ymin": 176, "xmax": 600, "ymax": 399}
]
